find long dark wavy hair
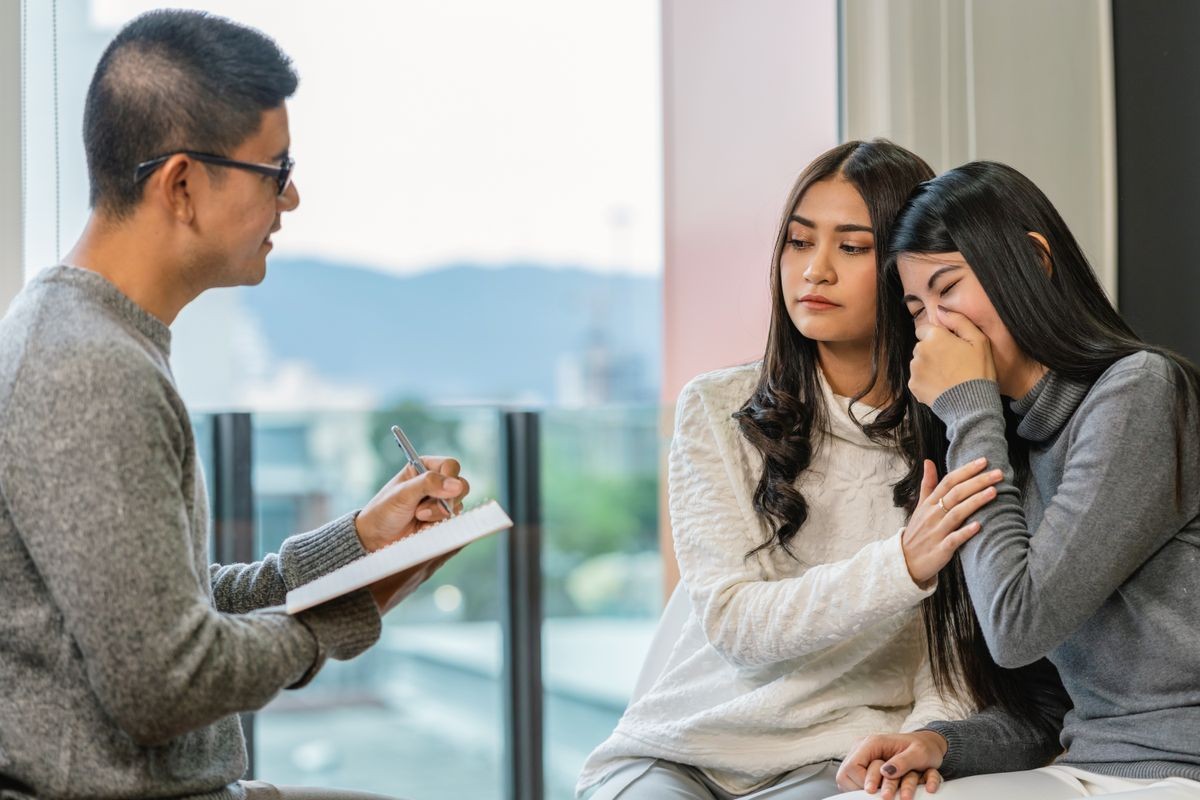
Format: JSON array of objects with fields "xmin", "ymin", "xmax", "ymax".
[
  {"xmin": 868, "ymin": 160, "xmax": 1200, "ymax": 726},
  {"xmin": 732, "ymin": 140, "xmax": 934, "ymax": 557}
]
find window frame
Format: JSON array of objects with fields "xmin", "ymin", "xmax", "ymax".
[{"xmin": 1, "ymin": 1, "xmax": 23, "ymax": 310}]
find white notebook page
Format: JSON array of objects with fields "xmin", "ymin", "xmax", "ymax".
[{"xmin": 286, "ymin": 501, "xmax": 514, "ymax": 614}]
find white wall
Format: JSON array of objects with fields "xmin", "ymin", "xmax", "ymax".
[{"xmin": 842, "ymin": 0, "xmax": 1117, "ymax": 299}]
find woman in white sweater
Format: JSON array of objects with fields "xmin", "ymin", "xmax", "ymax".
[{"xmin": 576, "ymin": 140, "xmax": 1003, "ymax": 800}]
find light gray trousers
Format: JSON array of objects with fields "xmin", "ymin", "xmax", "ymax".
[
  {"xmin": 240, "ymin": 782, "xmax": 401, "ymax": 799},
  {"xmin": 586, "ymin": 759, "xmax": 840, "ymax": 800},
  {"xmin": 835, "ymin": 767, "xmax": 1200, "ymax": 800}
]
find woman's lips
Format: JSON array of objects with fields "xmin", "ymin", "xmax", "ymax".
[{"xmin": 799, "ymin": 295, "xmax": 840, "ymax": 310}]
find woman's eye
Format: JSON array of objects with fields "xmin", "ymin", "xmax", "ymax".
[
  {"xmin": 787, "ymin": 238, "xmax": 811, "ymax": 250},
  {"xmin": 841, "ymin": 243, "xmax": 871, "ymax": 255},
  {"xmin": 909, "ymin": 306, "xmax": 925, "ymax": 321},
  {"xmin": 938, "ymin": 279, "xmax": 961, "ymax": 297}
]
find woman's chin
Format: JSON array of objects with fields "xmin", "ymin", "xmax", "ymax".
[{"xmin": 791, "ymin": 316, "xmax": 869, "ymax": 346}]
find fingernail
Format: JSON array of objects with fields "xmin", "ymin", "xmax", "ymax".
[
  {"xmin": 974, "ymin": 457, "xmax": 986, "ymax": 465},
  {"xmin": 444, "ymin": 478, "xmax": 463, "ymax": 492},
  {"xmin": 882, "ymin": 765, "xmax": 897, "ymax": 776},
  {"xmin": 416, "ymin": 508, "xmax": 432, "ymax": 520},
  {"xmin": 991, "ymin": 469, "xmax": 1003, "ymax": 478}
]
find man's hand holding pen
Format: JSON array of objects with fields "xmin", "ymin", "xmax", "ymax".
[
  {"xmin": 355, "ymin": 455, "xmax": 471, "ymax": 611},
  {"xmin": 356, "ymin": 456, "xmax": 469, "ymax": 552}
]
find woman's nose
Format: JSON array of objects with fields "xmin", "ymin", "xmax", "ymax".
[{"xmin": 802, "ymin": 249, "xmax": 836, "ymax": 284}]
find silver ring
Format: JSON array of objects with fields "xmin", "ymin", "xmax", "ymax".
[{"xmin": 936, "ymin": 497, "xmax": 949, "ymax": 513}]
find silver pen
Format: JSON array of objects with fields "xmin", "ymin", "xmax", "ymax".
[{"xmin": 391, "ymin": 425, "xmax": 454, "ymax": 516}]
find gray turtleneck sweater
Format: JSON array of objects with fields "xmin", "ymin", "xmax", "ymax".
[
  {"xmin": 922, "ymin": 351, "xmax": 1200, "ymax": 782},
  {"xmin": 0, "ymin": 266, "xmax": 382, "ymax": 800}
]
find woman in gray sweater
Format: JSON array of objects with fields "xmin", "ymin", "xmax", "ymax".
[{"xmin": 833, "ymin": 162, "xmax": 1200, "ymax": 800}]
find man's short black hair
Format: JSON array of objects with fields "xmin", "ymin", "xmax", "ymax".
[{"xmin": 83, "ymin": 9, "xmax": 298, "ymax": 217}]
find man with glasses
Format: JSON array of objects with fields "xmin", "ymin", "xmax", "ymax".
[{"xmin": 0, "ymin": 10, "xmax": 467, "ymax": 800}]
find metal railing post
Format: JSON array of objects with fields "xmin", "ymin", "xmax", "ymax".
[
  {"xmin": 500, "ymin": 410, "xmax": 544, "ymax": 800},
  {"xmin": 210, "ymin": 412, "xmax": 257, "ymax": 779}
]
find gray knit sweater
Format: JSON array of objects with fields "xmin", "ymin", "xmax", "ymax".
[
  {"xmin": 923, "ymin": 352, "xmax": 1200, "ymax": 782},
  {"xmin": 0, "ymin": 266, "xmax": 382, "ymax": 800}
]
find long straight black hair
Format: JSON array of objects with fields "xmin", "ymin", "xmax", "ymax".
[
  {"xmin": 869, "ymin": 160, "xmax": 1200, "ymax": 724},
  {"xmin": 733, "ymin": 139, "xmax": 934, "ymax": 557}
]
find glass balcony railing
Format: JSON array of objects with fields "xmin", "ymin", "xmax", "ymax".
[
  {"xmin": 539, "ymin": 409, "xmax": 663, "ymax": 798},
  {"xmin": 197, "ymin": 405, "xmax": 664, "ymax": 800}
]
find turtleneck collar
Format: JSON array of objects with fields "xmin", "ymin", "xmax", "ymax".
[
  {"xmin": 1010, "ymin": 370, "xmax": 1091, "ymax": 442},
  {"xmin": 817, "ymin": 368, "xmax": 885, "ymax": 446},
  {"xmin": 38, "ymin": 264, "xmax": 173, "ymax": 356}
]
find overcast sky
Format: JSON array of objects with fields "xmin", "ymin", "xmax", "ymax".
[{"xmin": 30, "ymin": 0, "xmax": 663, "ymax": 276}]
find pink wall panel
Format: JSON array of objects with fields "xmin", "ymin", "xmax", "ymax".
[{"xmin": 661, "ymin": 0, "xmax": 840, "ymax": 406}]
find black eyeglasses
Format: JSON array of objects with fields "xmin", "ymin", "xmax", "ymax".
[{"xmin": 133, "ymin": 150, "xmax": 295, "ymax": 196}]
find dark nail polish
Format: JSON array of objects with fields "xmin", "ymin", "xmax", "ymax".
[{"xmin": 882, "ymin": 764, "xmax": 897, "ymax": 776}]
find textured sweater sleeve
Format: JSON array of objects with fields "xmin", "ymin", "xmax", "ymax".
[
  {"xmin": 669, "ymin": 380, "xmax": 934, "ymax": 669},
  {"xmin": 923, "ymin": 659, "xmax": 1070, "ymax": 778},
  {"xmin": 0, "ymin": 345, "xmax": 380, "ymax": 747},
  {"xmin": 930, "ymin": 364, "xmax": 1200, "ymax": 668},
  {"xmin": 208, "ymin": 511, "xmax": 369, "ymax": 613}
]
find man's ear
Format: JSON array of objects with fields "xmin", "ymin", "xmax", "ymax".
[
  {"xmin": 1027, "ymin": 231, "xmax": 1052, "ymax": 277},
  {"xmin": 149, "ymin": 154, "xmax": 197, "ymax": 224}
]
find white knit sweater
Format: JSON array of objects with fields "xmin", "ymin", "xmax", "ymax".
[{"xmin": 578, "ymin": 364, "xmax": 967, "ymax": 796}]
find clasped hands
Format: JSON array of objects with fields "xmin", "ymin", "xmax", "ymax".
[{"xmin": 836, "ymin": 730, "xmax": 950, "ymax": 800}]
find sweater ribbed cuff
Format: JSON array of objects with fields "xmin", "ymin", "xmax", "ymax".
[
  {"xmin": 920, "ymin": 721, "xmax": 963, "ymax": 779},
  {"xmin": 930, "ymin": 379, "xmax": 1004, "ymax": 427},
  {"xmin": 279, "ymin": 511, "xmax": 368, "ymax": 590}
]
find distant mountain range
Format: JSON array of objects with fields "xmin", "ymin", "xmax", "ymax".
[{"xmin": 226, "ymin": 258, "xmax": 662, "ymax": 405}]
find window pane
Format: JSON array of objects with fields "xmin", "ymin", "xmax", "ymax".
[{"xmin": 251, "ymin": 407, "xmax": 505, "ymax": 797}]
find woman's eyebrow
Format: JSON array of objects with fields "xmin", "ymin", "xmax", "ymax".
[
  {"xmin": 901, "ymin": 265, "xmax": 961, "ymax": 303},
  {"xmin": 925, "ymin": 264, "xmax": 961, "ymax": 290},
  {"xmin": 788, "ymin": 215, "xmax": 872, "ymax": 234}
]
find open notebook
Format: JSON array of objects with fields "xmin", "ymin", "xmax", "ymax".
[{"xmin": 286, "ymin": 500, "xmax": 514, "ymax": 614}]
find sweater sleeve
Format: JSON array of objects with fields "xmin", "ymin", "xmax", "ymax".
[
  {"xmin": 922, "ymin": 659, "xmax": 1070, "ymax": 779},
  {"xmin": 208, "ymin": 511, "xmax": 369, "ymax": 614},
  {"xmin": 669, "ymin": 379, "xmax": 934, "ymax": 669},
  {"xmin": 0, "ymin": 346, "xmax": 380, "ymax": 747},
  {"xmin": 929, "ymin": 363, "xmax": 1200, "ymax": 668}
]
